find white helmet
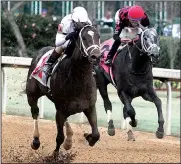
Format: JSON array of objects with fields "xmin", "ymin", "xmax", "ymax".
[{"xmin": 71, "ymin": 6, "xmax": 89, "ymax": 23}]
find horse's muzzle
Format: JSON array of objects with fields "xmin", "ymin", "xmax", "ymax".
[
  {"xmin": 88, "ymin": 54, "xmax": 98, "ymax": 63},
  {"xmin": 89, "ymin": 49, "xmax": 101, "ymax": 62},
  {"xmin": 150, "ymin": 45, "xmax": 160, "ymax": 58}
]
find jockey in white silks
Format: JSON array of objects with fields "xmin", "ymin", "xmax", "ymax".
[{"xmin": 43, "ymin": 6, "xmax": 92, "ymax": 76}]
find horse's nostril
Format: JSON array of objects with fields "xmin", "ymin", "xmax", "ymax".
[{"xmin": 91, "ymin": 55, "xmax": 97, "ymax": 60}]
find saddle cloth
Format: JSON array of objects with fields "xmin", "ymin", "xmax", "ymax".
[{"xmin": 30, "ymin": 49, "xmax": 66, "ymax": 88}]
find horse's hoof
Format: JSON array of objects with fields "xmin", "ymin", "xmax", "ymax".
[
  {"xmin": 128, "ymin": 138, "xmax": 135, "ymax": 141},
  {"xmin": 129, "ymin": 119, "xmax": 138, "ymax": 127},
  {"xmin": 108, "ymin": 120, "xmax": 115, "ymax": 136},
  {"xmin": 127, "ymin": 130, "xmax": 136, "ymax": 141},
  {"xmin": 156, "ymin": 131, "xmax": 164, "ymax": 139},
  {"xmin": 84, "ymin": 133, "xmax": 99, "ymax": 147},
  {"xmin": 84, "ymin": 133, "xmax": 89, "ymax": 138},
  {"xmin": 52, "ymin": 150, "xmax": 59, "ymax": 160},
  {"xmin": 127, "ymin": 138, "xmax": 135, "ymax": 141},
  {"xmin": 63, "ymin": 141, "xmax": 72, "ymax": 150},
  {"xmin": 108, "ymin": 128, "xmax": 115, "ymax": 136},
  {"xmin": 31, "ymin": 137, "xmax": 40, "ymax": 150},
  {"xmin": 84, "ymin": 133, "xmax": 93, "ymax": 146}
]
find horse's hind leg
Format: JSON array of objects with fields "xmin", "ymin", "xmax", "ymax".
[
  {"xmin": 142, "ymin": 90, "xmax": 164, "ymax": 139},
  {"xmin": 123, "ymin": 106, "xmax": 135, "ymax": 141},
  {"xmin": 83, "ymin": 105, "xmax": 100, "ymax": 146},
  {"xmin": 27, "ymin": 92, "xmax": 42, "ymax": 150},
  {"xmin": 95, "ymin": 70, "xmax": 115, "ymax": 136},
  {"xmin": 63, "ymin": 120, "xmax": 73, "ymax": 150}
]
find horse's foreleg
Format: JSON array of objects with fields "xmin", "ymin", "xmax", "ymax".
[
  {"xmin": 123, "ymin": 106, "xmax": 135, "ymax": 141},
  {"xmin": 119, "ymin": 91, "xmax": 137, "ymax": 127},
  {"xmin": 27, "ymin": 94, "xmax": 41, "ymax": 150},
  {"xmin": 63, "ymin": 120, "xmax": 73, "ymax": 150},
  {"xmin": 83, "ymin": 105, "xmax": 100, "ymax": 146},
  {"xmin": 53, "ymin": 110, "xmax": 66, "ymax": 158},
  {"xmin": 96, "ymin": 72, "xmax": 115, "ymax": 136},
  {"xmin": 142, "ymin": 91, "xmax": 164, "ymax": 139}
]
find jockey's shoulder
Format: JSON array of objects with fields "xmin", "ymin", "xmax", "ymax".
[
  {"xmin": 118, "ymin": 6, "xmax": 131, "ymax": 20},
  {"xmin": 61, "ymin": 14, "xmax": 72, "ymax": 23},
  {"xmin": 120, "ymin": 6, "xmax": 131, "ymax": 12}
]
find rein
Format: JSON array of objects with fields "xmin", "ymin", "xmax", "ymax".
[{"xmin": 125, "ymin": 38, "xmax": 152, "ymax": 76}]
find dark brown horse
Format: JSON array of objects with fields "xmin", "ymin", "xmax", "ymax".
[{"xmin": 26, "ymin": 25, "xmax": 101, "ymax": 157}]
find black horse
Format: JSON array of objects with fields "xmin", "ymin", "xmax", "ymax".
[
  {"xmin": 26, "ymin": 25, "xmax": 101, "ymax": 157},
  {"xmin": 94, "ymin": 26, "xmax": 164, "ymax": 140}
]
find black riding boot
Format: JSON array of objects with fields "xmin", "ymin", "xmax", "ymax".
[
  {"xmin": 43, "ymin": 50, "xmax": 60, "ymax": 76},
  {"xmin": 104, "ymin": 40, "xmax": 121, "ymax": 65}
]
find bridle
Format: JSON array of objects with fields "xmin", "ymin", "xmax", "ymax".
[
  {"xmin": 125, "ymin": 28, "xmax": 158, "ymax": 75},
  {"xmin": 132, "ymin": 28, "xmax": 160, "ymax": 64},
  {"xmin": 76, "ymin": 25, "xmax": 100, "ymax": 58}
]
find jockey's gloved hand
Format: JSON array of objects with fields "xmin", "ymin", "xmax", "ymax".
[
  {"xmin": 65, "ymin": 31, "xmax": 78, "ymax": 40},
  {"xmin": 113, "ymin": 33, "xmax": 120, "ymax": 42}
]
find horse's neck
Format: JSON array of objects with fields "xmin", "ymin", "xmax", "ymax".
[
  {"xmin": 70, "ymin": 40, "xmax": 92, "ymax": 78},
  {"xmin": 131, "ymin": 43, "xmax": 151, "ymax": 73}
]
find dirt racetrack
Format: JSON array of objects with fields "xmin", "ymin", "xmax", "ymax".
[{"xmin": 2, "ymin": 114, "xmax": 180, "ymax": 163}]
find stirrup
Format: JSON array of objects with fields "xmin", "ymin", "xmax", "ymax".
[
  {"xmin": 92, "ymin": 70, "xmax": 96, "ymax": 76},
  {"xmin": 44, "ymin": 67, "xmax": 51, "ymax": 76},
  {"xmin": 104, "ymin": 59, "xmax": 112, "ymax": 65},
  {"xmin": 43, "ymin": 63, "xmax": 53, "ymax": 73}
]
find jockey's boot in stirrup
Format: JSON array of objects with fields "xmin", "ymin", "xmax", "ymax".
[
  {"xmin": 104, "ymin": 46, "xmax": 117, "ymax": 66},
  {"xmin": 104, "ymin": 53, "xmax": 113, "ymax": 66},
  {"xmin": 44, "ymin": 49, "xmax": 60, "ymax": 76},
  {"xmin": 104, "ymin": 39, "xmax": 121, "ymax": 66}
]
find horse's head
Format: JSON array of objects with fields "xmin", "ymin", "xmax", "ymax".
[
  {"xmin": 78, "ymin": 25, "xmax": 101, "ymax": 62},
  {"xmin": 138, "ymin": 24, "xmax": 160, "ymax": 59}
]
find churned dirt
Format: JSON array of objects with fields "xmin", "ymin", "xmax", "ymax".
[{"xmin": 2, "ymin": 114, "xmax": 180, "ymax": 163}]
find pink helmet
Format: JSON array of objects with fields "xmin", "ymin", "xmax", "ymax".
[{"xmin": 128, "ymin": 5, "xmax": 145, "ymax": 21}]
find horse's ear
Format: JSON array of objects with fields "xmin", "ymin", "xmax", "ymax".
[
  {"xmin": 138, "ymin": 22, "xmax": 146, "ymax": 31},
  {"xmin": 76, "ymin": 19, "xmax": 84, "ymax": 29}
]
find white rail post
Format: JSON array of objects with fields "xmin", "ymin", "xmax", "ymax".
[
  {"xmin": 7, "ymin": 1, "xmax": 11, "ymax": 11},
  {"xmin": 39, "ymin": 96, "xmax": 44, "ymax": 119},
  {"xmin": 2, "ymin": 68, "xmax": 7, "ymax": 114},
  {"xmin": 165, "ymin": 81, "xmax": 172, "ymax": 135},
  {"xmin": 39, "ymin": 1, "xmax": 42, "ymax": 15}
]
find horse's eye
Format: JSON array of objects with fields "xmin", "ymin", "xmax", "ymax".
[
  {"xmin": 144, "ymin": 36, "xmax": 147, "ymax": 40},
  {"xmin": 82, "ymin": 37, "xmax": 86, "ymax": 40}
]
